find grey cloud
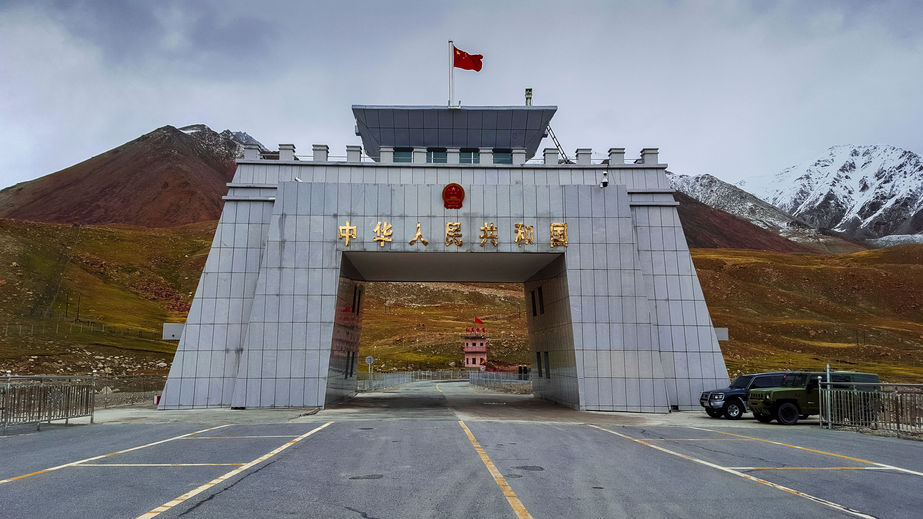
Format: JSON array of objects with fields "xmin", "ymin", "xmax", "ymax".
[
  {"xmin": 27, "ymin": 0, "xmax": 279, "ymax": 76},
  {"xmin": 1, "ymin": 0, "xmax": 923, "ymax": 189}
]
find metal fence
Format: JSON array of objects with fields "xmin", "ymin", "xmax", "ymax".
[
  {"xmin": 820, "ymin": 382, "xmax": 923, "ymax": 439},
  {"xmin": 2, "ymin": 375, "xmax": 95, "ymax": 433},
  {"xmin": 356, "ymin": 370, "xmax": 470, "ymax": 391},
  {"xmin": 93, "ymin": 374, "xmax": 168, "ymax": 409},
  {"xmin": 468, "ymin": 371, "xmax": 532, "ymax": 393}
]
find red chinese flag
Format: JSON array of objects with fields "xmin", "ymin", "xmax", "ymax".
[
  {"xmin": 454, "ymin": 46, "xmax": 483, "ymax": 71},
  {"xmin": 474, "ymin": 317, "xmax": 484, "ymax": 324}
]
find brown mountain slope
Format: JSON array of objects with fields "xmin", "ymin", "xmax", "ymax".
[
  {"xmin": 0, "ymin": 126, "xmax": 236, "ymax": 227},
  {"xmin": 695, "ymin": 245, "xmax": 923, "ymax": 381},
  {"xmin": 674, "ymin": 192, "xmax": 814, "ymax": 252}
]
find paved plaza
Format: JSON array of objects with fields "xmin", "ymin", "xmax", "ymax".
[{"xmin": 2, "ymin": 382, "xmax": 921, "ymax": 518}]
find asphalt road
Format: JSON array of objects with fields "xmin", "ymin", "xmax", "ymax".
[{"xmin": 1, "ymin": 381, "xmax": 921, "ymax": 518}]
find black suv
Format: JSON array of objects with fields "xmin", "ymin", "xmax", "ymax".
[{"xmin": 700, "ymin": 372, "xmax": 786, "ymax": 419}]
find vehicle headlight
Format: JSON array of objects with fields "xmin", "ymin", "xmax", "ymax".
[
  {"xmin": 712, "ymin": 393, "xmax": 725, "ymax": 400},
  {"xmin": 765, "ymin": 394, "xmax": 771, "ymax": 400}
]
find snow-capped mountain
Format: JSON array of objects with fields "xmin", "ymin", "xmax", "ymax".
[
  {"xmin": 739, "ymin": 145, "xmax": 923, "ymax": 239},
  {"xmin": 668, "ymin": 171, "xmax": 867, "ymax": 252},
  {"xmin": 668, "ymin": 172, "xmax": 810, "ymax": 233},
  {"xmin": 178, "ymin": 124, "xmax": 267, "ymax": 158}
]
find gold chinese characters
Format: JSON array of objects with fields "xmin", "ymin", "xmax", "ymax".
[
  {"xmin": 337, "ymin": 220, "xmax": 357, "ymax": 246},
  {"xmin": 514, "ymin": 223, "xmax": 534, "ymax": 247},
  {"xmin": 372, "ymin": 221, "xmax": 393, "ymax": 247},
  {"xmin": 337, "ymin": 220, "xmax": 568, "ymax": 248},
  {"xmin": 550, "ymin": 222, "xmax": 568, "ymax": 247},
  {"xmin": 409, "ymin": 221, "xmax": 429, "ymax": 246},
  {"xmin": 479, "ymin": 222, "xmax": 498, "ymax": 247},
  {"xmin": 445, "ymin": 222, "xmax": 463, "ymax": 246}
]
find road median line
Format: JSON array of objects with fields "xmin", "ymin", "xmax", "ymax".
[
  {"xmin": 587, "ymin": 424, "xmax": 875, "ymax": 519},
  {"xmin": 458, "ymin": 420, "xmax": 533, "ymax": 519}
]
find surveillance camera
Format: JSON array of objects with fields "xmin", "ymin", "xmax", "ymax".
[
  {"xmin": 599, "ymin": 171, "xmax": 609, "ymax": 188},
  {"xmin": 600, "ymin": 180, "xmax": 608, "ymax": 188}
]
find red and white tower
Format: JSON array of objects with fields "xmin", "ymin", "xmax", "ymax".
[{"xmin": 463, "ymin": 318, "xmax": 487, "ymax": 371}]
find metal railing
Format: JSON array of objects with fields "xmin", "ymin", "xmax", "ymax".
[
  {"xmin": 468, "ymin": 371, "xmax": 532, "ymax": 392},
  {"xmin": 2, "ymin": 374, "xmax": 95, "ymax": 433},
  {"xmin": 820, "ymin": 382, "xmax": 923, "ymax": 439},
  {"xmin": 356, "ymin": 370, "xmax": 468, "ymax": 391}
]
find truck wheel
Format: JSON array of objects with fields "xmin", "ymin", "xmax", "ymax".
[
  {"xmin": 776, "ymin": 403, "xmax": 800, "ymax": 425},
  {"xmin": 754, "ymin": 411, "xmax": 773, "ymax": 423},
  {"xmin": 723, "ymin": 400, "xmax": 745, "ymax": 420},
  {"xmin": 705, "ymin": 408, "xmax": 724, "ymax": 418}
]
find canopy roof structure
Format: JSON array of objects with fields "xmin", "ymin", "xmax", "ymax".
[{"xmin": 352, "ymin": 105, "xmax": 557, "ymax": 161}]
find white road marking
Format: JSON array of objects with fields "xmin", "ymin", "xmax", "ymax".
[
  {"xmin": 589, "ymin": 425, "xmax": 876, "ymax": 519},
  {"xmin": 136, "ymin": 421, "xmax": 334, "ymax": 518},
  {"xmin": 0, "ymin": 424, "xmax": 233, "ymax": 485},
  {"xmin": 182, "ymin": 435, "xmax": 300, "ymax": 439},
  {"xmin": 76, "ymin": 463, "xmax": 244, "ymax": 467},
  {"xmin": 690, "ymin": 426, "xmax": 923, "ymax": 478}
]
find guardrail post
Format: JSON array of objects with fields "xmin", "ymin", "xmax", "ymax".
[
  {"xmin": 896, "ymin": 390, "xmax": 902, "ymax": 434},
  {"xmin": 2, "ymin": 370, "xmax": 10, "ymax": 434},
  {"xmin": 91, "ymin": 370, "xmax": 97, "ymax": 424}
]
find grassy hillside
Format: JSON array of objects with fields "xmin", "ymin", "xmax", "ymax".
[
  {"xmin": 357, "ymin": 282, "xmax": 528, "ymax": 371},
  {"xmin": 0, "ymin": 219, "xmax": 212, "ymax": 375},
  {"xmin": 694, "ymin": 246, "xmax": 923, "ymax": 382},
  {"xmin": 1, "ymin": 218, "xmax": 919, "ymax": 384}
]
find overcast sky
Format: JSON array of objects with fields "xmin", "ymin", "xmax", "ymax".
[{"xmin": 1, "ymin": 0, "xmax": 921, "ymax": 188}]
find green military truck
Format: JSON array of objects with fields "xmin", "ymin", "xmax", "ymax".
[{"xmin": 748, "ymin": 371, "xmax": 879, "ymax": 425}]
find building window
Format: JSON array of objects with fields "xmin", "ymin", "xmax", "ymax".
[
  {"xmin": 393, "ymin": 148, "xmax": 413, "ymax": 163},
  {"xmin": 538, "ymin": 286, "xmax": 545, "ymax": 315},
  {"xmin": 531, "ymin": 290, "xmax": 537, "ymax": 317},
  {"xmin": 543, "ymin": 351, "xmax": 550, "ymax": 379},
  {"xmin": 536, "ymin": 351, "xmax": 543, "ymax": 377},
  {"xmin": 480, "ymin": 342, "xmax": 484, "ymax": 347},
  {"xmin": 460, "ymin": 149, "xmax": 480, "ymax": 164},
  {"xmin": 426, "ymin": 148, "xmax": 447, "ymax": 163},
  {"xmin": 493, "ymin": 149, "xmax": 513, "ymax": 164}
]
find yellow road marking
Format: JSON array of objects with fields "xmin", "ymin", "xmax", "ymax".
[
  {"xmin": 137, "ymin": 421, "xmax": 333, "ymax": 519},
  {"xmin": 690, "ymin": 427, "xmax": 923, "ymax": 477},
  {"xmin": 75, "ymin": 463, "xmax": 244, "ymax": 467},
  {"xmin": 588, "ymin": 425, "xmax": 875, "ymax": 519},
  {"xmin": 435, "ymin": 384, "xmax": 443, "ymax": 393},
  {"xmin": 0, "ymin": 424, "xmax": 233, "ymax": 485},
  {"xmin": 458, "ymin": 420, "xmax": 533, "ymax": 519}
]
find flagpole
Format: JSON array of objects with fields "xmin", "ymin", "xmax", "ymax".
[{"xmin": 448, "ymin": 40, "xmax": 454, "ymax": 107}]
